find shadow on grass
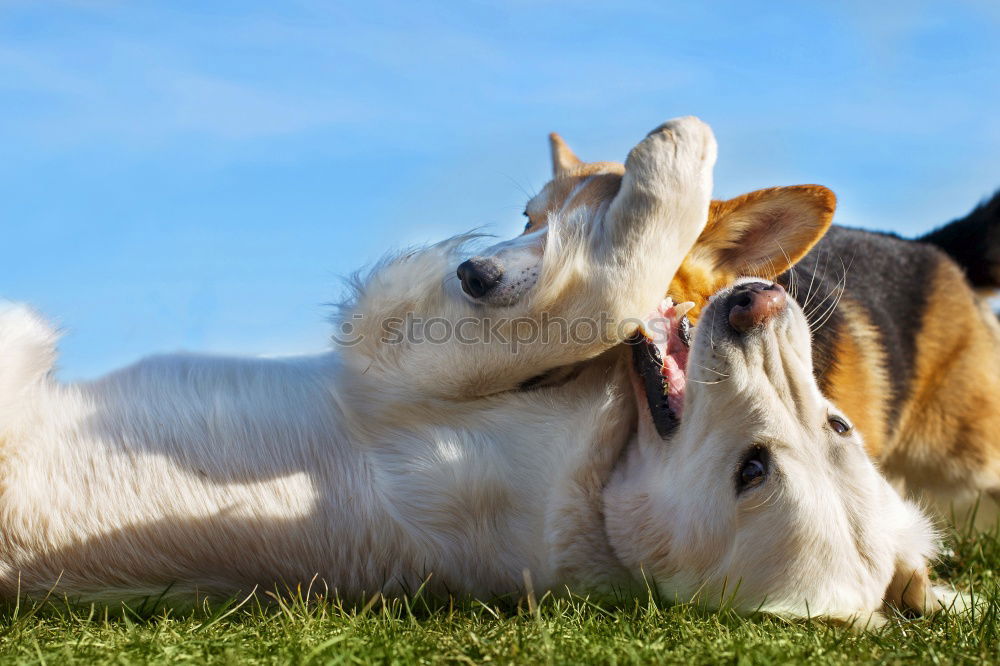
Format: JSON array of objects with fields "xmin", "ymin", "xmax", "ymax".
[{"xmin": 0, "ymin": 526, "xmax": 996, "ymax": 664}]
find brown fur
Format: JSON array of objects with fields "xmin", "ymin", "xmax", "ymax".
[
  {"xmin": 883, "ymin": 565, "xmax": 934, "ymax": 616},
  {"xmin": 882, "ymin": 260, "xmax": 1000, "ymax": 510},
  {"xmin": 663, "ymin": 187, "xmax": 838, "ymax": 321},
  {"xmin": 527, "ymin": 134, "xmax": 1000, "ymax": 523},
  {"xmin": 817, "ymin": 300, "xmax": 892, "ymax": 459},
  {"xmin": 531, "ymin": 139, "xmax": 836, "ymax": 321}
]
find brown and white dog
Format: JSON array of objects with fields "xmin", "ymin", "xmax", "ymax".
[
  {"xmin": 0, "ymin": 118, "xmax": 944, "ymax": 623},
  {"xmin": 527, "ymin": 134, "xmax": 1000, "ymax": 527}
]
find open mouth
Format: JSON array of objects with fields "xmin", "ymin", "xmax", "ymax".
[{"xmin": 630, "ymin": 298, "xmax": 694, "ymax": 438}]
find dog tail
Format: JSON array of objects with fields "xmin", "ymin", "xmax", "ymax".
[
  {"xmin": 0, "ymin": 303, "xmax": 58, "ymax": 425},
  {"xmin": 919, "ymin": 190, "xmax": 1000, "ymax": 290}
]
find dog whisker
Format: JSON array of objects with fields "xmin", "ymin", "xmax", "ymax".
[
  {"xmin": 744, "ymin": 488, "xmax": 781, "ymax": 512},
  {"xmin": 801, "ymin": 251, "xmax": 821, "ymax": 310},
  {"xmin": 807, "ymin": 284, "xmax": 842, "ymax": 330},
  {"xmin": 808, "ymin": 254, "xmax": 853, "ymax": 333},
  {"xmin": 501, "ymin": 173, "xmax": 537, "ymax": 203},
  {"xmin": 810, "ymin": 285, "xmax": 846, "ymax": 333},
  {"xmin": 804, "ymin": 262, "xmax": 846, "ymax": 322},
  {"xmin": 776, "ymin": 244, "xmax": 799, "ymax": 301},
  {"xmin": 688, "ymin": 377, "xmax": 730, "ymax": 385},
  {"xmin": 694, "ymin": 363, "xmax": 729, "ymax": 377}
]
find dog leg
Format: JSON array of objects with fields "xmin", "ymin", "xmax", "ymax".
[
  {"xmin": 591, "ymin": 116, "xmax": 718, "ymax": 332},
  {"xmin": 340, "ymin": 118, "xmax": 718, "ymax": 400},
  {"xmin": 496, "ymin": 117, "xmax": 718, "ymax": 390}
]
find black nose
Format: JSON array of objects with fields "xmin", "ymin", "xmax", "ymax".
[
  {"xmin": 725, "ymin": 282, "xmax": 787, "ymax": 333},
  {"xmin": 457, "ymin": 257, "xmax": 504, "ymax": 298}
]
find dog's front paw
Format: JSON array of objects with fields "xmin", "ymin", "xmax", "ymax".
[{"xmin": 624, "ymin": 116, "xmax": 717, "ymax": 194}]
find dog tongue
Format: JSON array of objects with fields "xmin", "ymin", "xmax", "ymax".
[
  {"xmin": 662, "ymin": 342, "xmax": 687, "ymax": 416},
  {"xmin": 644, "ymin": 298, "xmax": 693, "ymax": 417}
]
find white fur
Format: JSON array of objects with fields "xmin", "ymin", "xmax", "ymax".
[
  {"xmin": 0, "ymin": 118, "xmax": 943, "ymax": 623},
  {"xmin": 605, "ymin": 281, "xmax": 944, "ymax": 623},
  {"xmin": 0, "ymin": 303, "xmax": 59, "ymax": 431},
  {"xmin": 459, "ymin": 230, "xmax": 546, "ymax": 307},
  {"xmin": 0, "ymin": 118, "xmax": 713, "ymax": 603}
]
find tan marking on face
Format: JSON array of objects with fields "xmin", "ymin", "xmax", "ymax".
[
  {"xmin": 525, "ymin": 162, "xmax": 625, "ymax": 233},
  {"xmin": 664, "ymin": 253, "xmax": 732, "ymax": 323},
  {"xmin": 820, "ymin": 299, "xmax": 891, "ymax": 458},
  {"xmin": 526, "ymin": 155, "xmax": 832, "ymax": 326},
  {"xmin": 527, "ymin": 138, "xmax": 834, "ymax": 329}
]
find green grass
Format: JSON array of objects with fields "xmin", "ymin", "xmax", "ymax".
[{"xmin": 1, "ymin": 525, "xmax": 997, "ymax": 665}]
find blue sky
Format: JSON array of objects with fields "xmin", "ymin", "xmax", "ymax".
[{"xmin": 2, "ymin": 0, "xmax": 998, "ymax": 379}]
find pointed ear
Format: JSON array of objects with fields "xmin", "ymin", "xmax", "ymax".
[
  {"xmin": 549, "ymin": 132, "xmax": 582, "ymax": 177},
  {"xmin": 699, "ymin": 185, "xmax": 836, "ymax": 279}
]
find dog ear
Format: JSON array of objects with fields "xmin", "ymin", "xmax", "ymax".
[
  {"xmin": 883, "ymin": 561, "xmax": 939, "ymax": 616},
  {"xmin": 549, "ymin": 132, "xmax": 582, "ymax": 177},
  {"xmin": 699, "ymin": 185, "xmax": 836, "ymax": 279}
]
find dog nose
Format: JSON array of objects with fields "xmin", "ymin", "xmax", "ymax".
[
  {"xmin": 457, "ymin": 257, "xmax": 504, "ymax": 298},
  {"xmin": 726, "ymin": 282, "xmax": 787, "ymax": 332}
]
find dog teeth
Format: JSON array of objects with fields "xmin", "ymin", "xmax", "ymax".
[{"xmin": 673, "ymin": 301, "xmax": 695, "ymax": 318}]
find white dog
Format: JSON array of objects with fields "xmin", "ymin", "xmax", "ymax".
[
  {"xmin": 610, "ymin": 283, "xmax": 942, "ymax": 622},
  {"xmin": 0, "ymin": 117, "xmax": 940, "ymax": 624}
]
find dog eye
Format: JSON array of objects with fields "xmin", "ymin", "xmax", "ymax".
[
  {"xmin": 736, "ymin": 447, "xmax": 769, "ymax": 493},
  {"xmin": 828, "ymin": 416, "xmax": 852, "ymax": 435}
]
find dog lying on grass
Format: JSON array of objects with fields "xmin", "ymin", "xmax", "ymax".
[
  {"xmin": 615, "ymin": 283, "xmax": 940, "ymax": 621},
  {"xmin": 531, "ymin": 135, "xmax": 1000, "ymax": 526},
  {"xmin": 0, "ymin": 117, "xmax": 943, "ymax": 624}
]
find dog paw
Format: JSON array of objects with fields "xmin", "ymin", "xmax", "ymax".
[{"xmin": 624, "ymin": 116, "xmax": 717, "ymax": 192}]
